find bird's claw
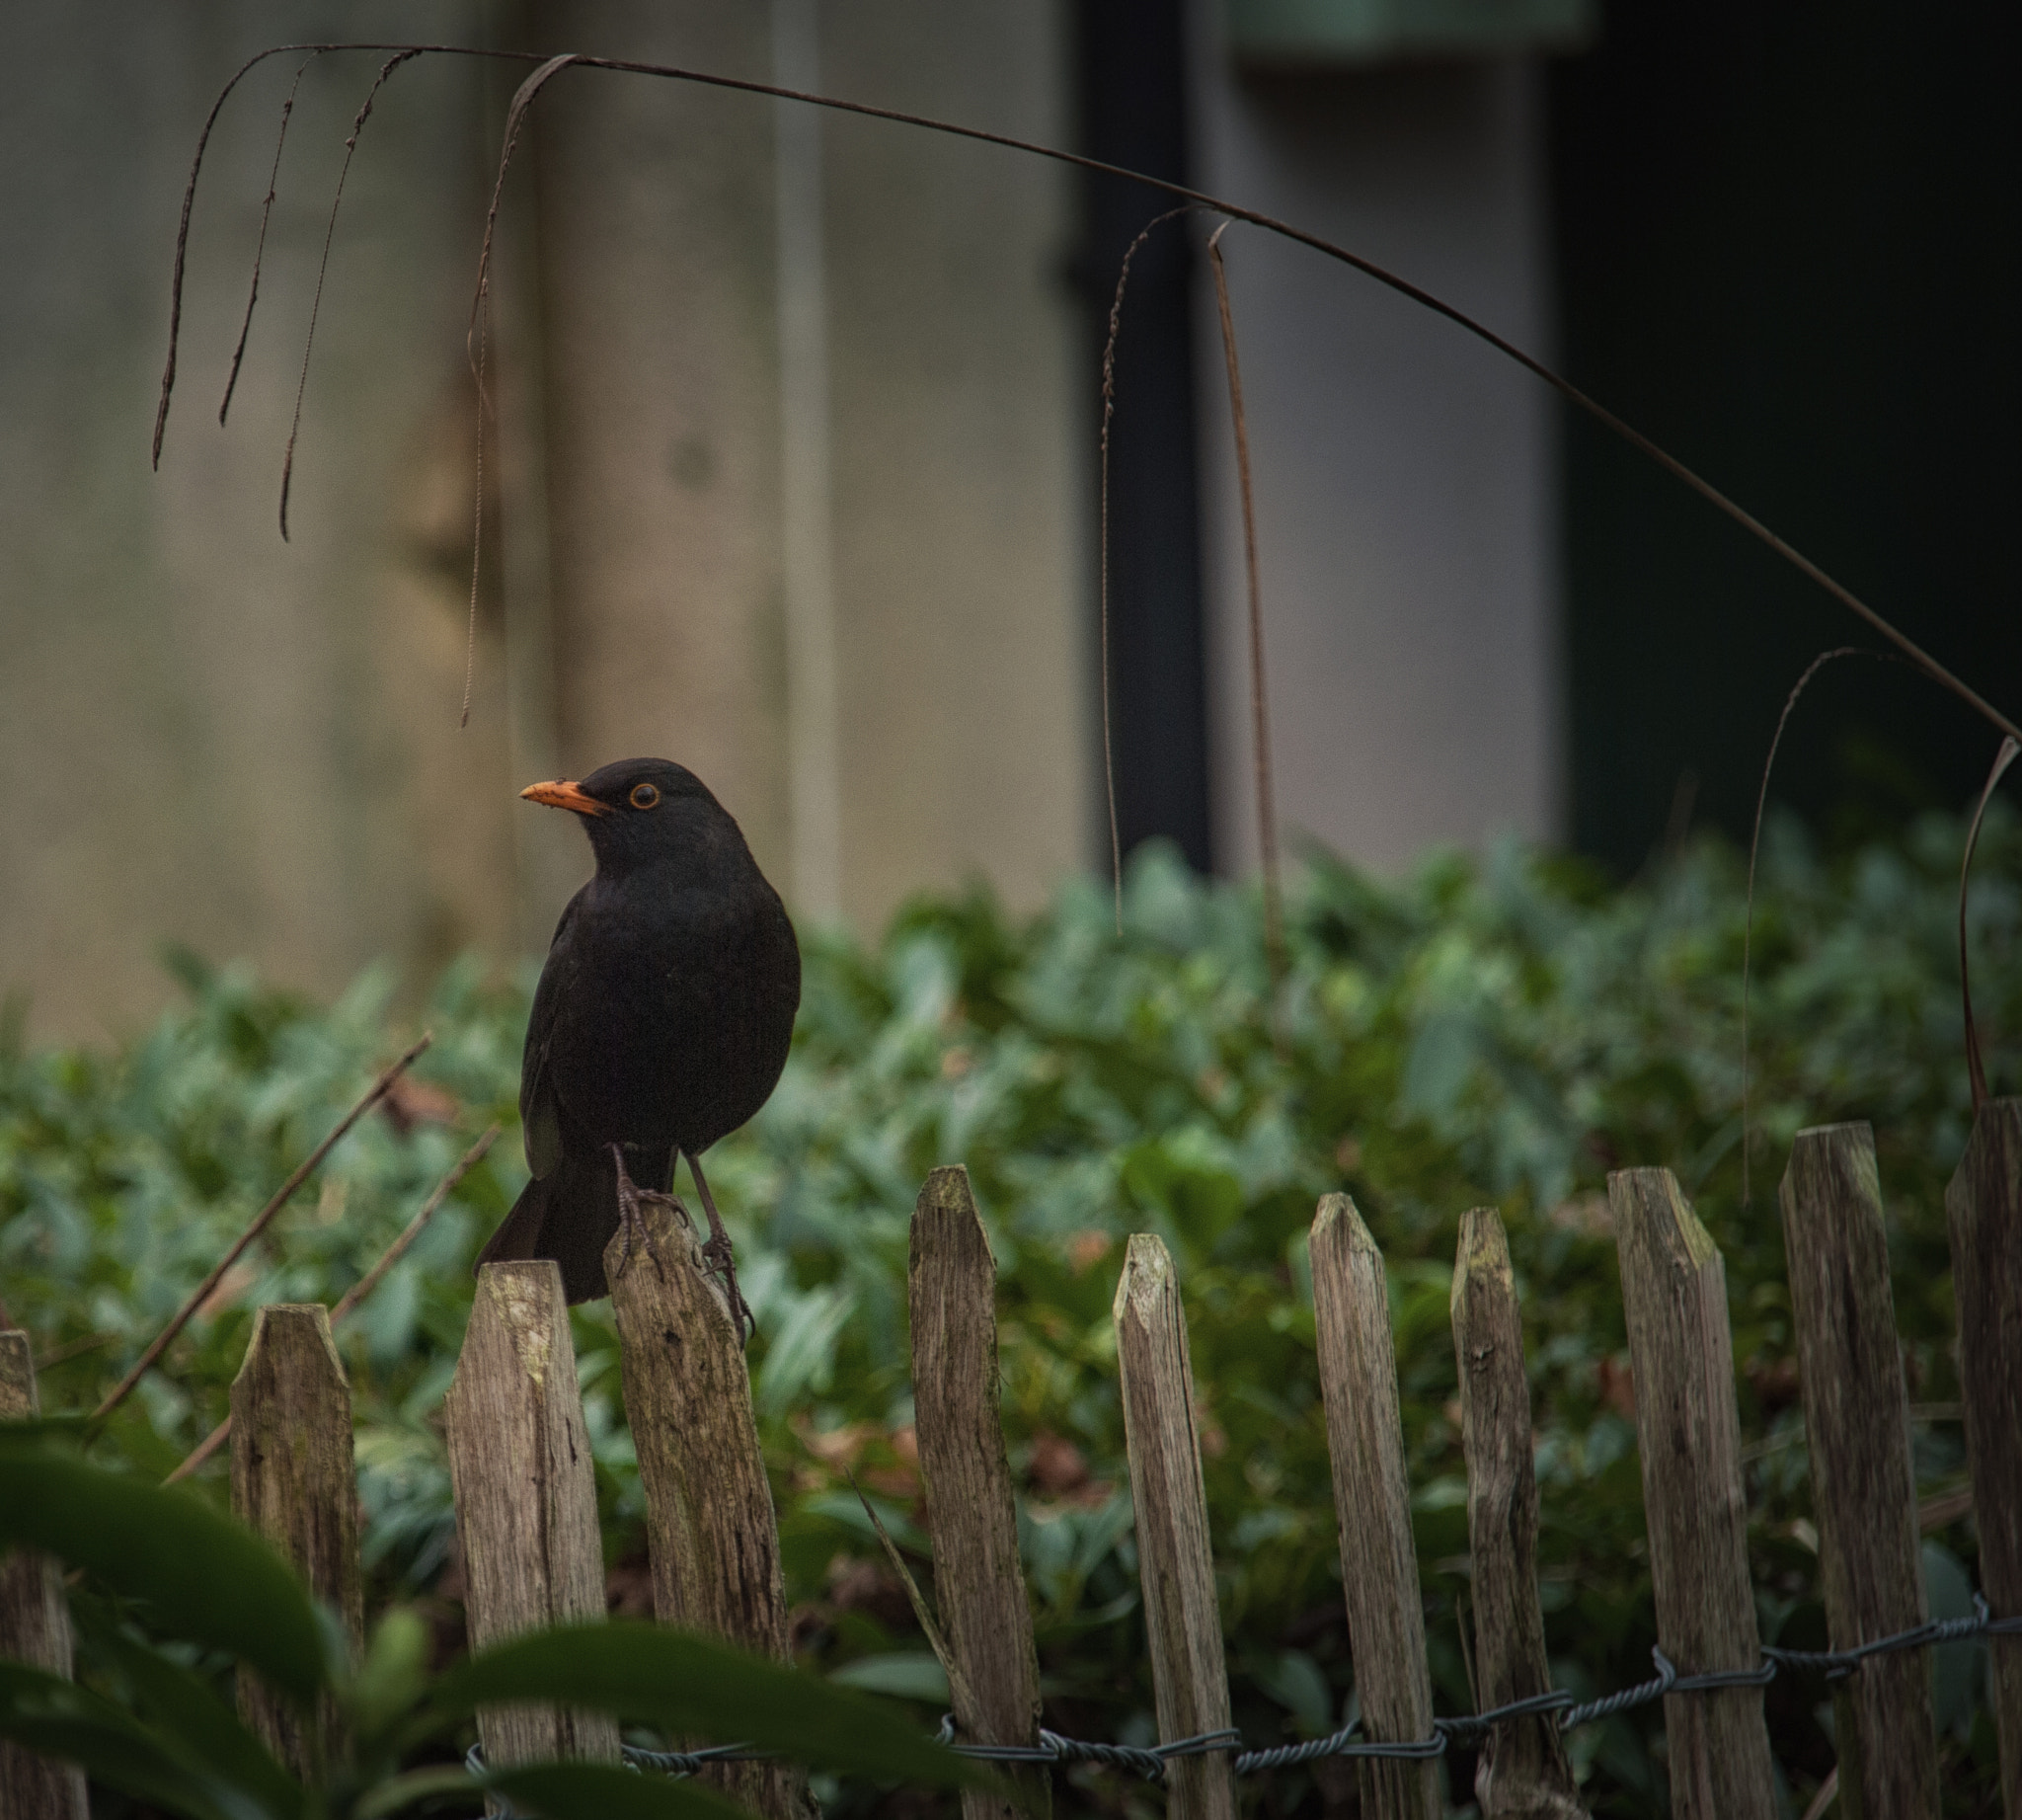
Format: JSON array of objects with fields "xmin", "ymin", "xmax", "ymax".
[
  {"xmin": 609, "ymin": 1144, "xmax": 687, "ymax": 1282},
  {"xmin": 681, "ymin": 1150, "xmax": 756, "ymax": 1348},
  {"xmin": 699, "ymin": 1229, "xmax": 756, "ymax": 1347},
  {"xmin": 611, "ymin": 1146, "xmax": 753, "ymax": 1343}
]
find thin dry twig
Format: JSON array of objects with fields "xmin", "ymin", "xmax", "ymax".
[
  {"xmin": 460, "ymin": 53, "xmax": 580, "ymax": 729},
  {"xmin": 158, "ymin": 41, "xmax": 2022, "ymax": 752},
  {"xmin": 1740, "ymin": 649, "xmax": 1871, "ymax": 1203},
  {"xmin": 156, "ymin": 53, "xmax": 291, "ymax": 467},
  {"xmin": 330, "ymin": 1123, "xmax": 499, "ymax": 1323},
  {"xmin": 1205, "ymin": 222, "xmax": 1285, "ymax": 1045},
  {"xmin": 1099, "ymin": 205, "xmax": 1192, "ymax": 930},
  {"xmin": 91, "ymin": 1032, "xmax": 432, "ymax": 1426},
  {"xmin": 161, "ymin": 1122, "xmax": 499, "ymax": 1485},
  {"xmin": 219, "ymin": 54, "xmax": 317, "ymax": 427},
  {"xmin": 277, "ymin": 50, "xmax": 421, "ymax": 541},
  {"xmin": 841, "ymin": 1465, "xmax": 979, "ymax": 1718},
  {"xmin": 1959, "ymin": 736, "xmax": 2020, "ymax": 1113},
  {"xmin": 1797, "ymin": 1766, "xmax": 1838, "ymax": 1820}
]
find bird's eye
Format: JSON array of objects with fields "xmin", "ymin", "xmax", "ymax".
[{"xmin": 629, "ymin": 782, "xmax": 661, "ymax": 810}]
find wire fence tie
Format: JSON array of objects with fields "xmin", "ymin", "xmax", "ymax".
[
  {"xmin": 485, "ymin": 1595, "xmax": 2022, "ymax": 1802},
  {"xmin": 1764, "ymin": 1591, "xmax": 2018, "ymax": 1682}
]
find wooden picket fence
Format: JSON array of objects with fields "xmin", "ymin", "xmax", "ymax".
[{"xmin": 4, "ymin": 1106, "xmax": 2021, "ymax": 1819}]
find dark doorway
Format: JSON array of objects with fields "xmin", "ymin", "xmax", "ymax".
[{"xmin": 1076, "ymin": 0, "xmax": 1214, "ymax": 874}]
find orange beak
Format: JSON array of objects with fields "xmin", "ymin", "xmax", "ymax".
[{"xmin": 519, "ymin": 778, "xmax": 612, "ymax": 817}]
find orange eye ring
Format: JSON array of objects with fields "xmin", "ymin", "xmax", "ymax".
[{"xmin": 629, "ymin": 782, "xmax": 661, "ymax": 810}]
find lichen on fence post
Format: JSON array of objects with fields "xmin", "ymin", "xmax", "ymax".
[
  {"xmin": 908, "ymin": 1165, "xmax": 1050, "ymax": 1820},
  {"xmin": 607, "ymin": 1202, "xmax": 813, "ymax": 1820},
  {"xmin": 1608, "ymin": 1167, "xmax": 1775, "ymax": 1820},
  {"xmin": 1945, "ymin": 1097, "xmax": 2022, "ymax": 1813},
  {"xmin": 0, "ymin": 1331, "xmax": 89, "ymax": 1820},
  {"xmin": 229, "ymin": 1303, "xmax": 364, "ymax": 1776},
  {"xmin": 1114, "ymin": 1233, "xmax": 1237, "ymax": 1820},
  {"xmin": 1449, "ymin": 1209, "xmax": 1588, "ymax": 1820},
  {"xmin": 445, "ymin": 1261, "xmax": 619, "ymax": 1777},
  {"xmin": 1310, "ymin": 1194, "xmax": 1439, "ymax": 1820},
  {"xmin": 1779, "ymin": 1124, "xmax": 1941, "ymax": 1818}
]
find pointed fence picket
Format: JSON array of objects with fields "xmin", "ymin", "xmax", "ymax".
[
  {"xmin": 908, "ymin": 1165, "xmax": 1050, "ymax": 1820},
  {"xmin": 1780, "ymin": 1124, "xmax": 1941, "ymax": 1817},
  {"xmin": 11, "ymin": 1104, "xmax": 2019, "ymax": 1816},
  {"xmin": 1450, "ymin": 1208, "xmax": 1586, "ymax": 1819},
  {"xmin": 606, "ymin": 1203, "xmax": 814, "ymax": 1820},
  {"xmin": 445, "ymin": 1261, "xmax": 620, "ymax": 1776},
  {"xmin": 1610, "ymin": 1167, "xmax": 1778, "ymax": 1817},
  {"xmin": 1114, "ymin": 1232, "xmax": 1240, "ymax": 1820},
  {"xmin": 230, "ymin": 1304, "xmax": 364, "ymax": 1774},
  {"xmin": 1310, "ymin": 1194, "xmax": 1440, "ymax": 1820}
]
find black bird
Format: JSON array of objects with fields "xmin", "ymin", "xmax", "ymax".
[{"xmin": 477, "ymin": 757, "xmax": 801, "ymax": 1328}]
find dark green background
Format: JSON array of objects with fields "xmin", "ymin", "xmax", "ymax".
[{"xmin": 1553, "ymin": 0, "xmax": 2022, "ymax": 869}]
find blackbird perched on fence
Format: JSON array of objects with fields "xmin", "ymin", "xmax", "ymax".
[{"xmin": 476, "ymin": 757, "xmax": 801, "ymax": 1336}]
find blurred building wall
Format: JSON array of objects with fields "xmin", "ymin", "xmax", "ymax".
[
  {"xmin": 0, "ymin": 1, "xmax": 1567, "ymax": 1044},
  {"xmin": 1190, "ymin": 18, "xmax": 1563, "ymax": 872},
  {"xmin": 0, "ymin": 3, "xmax": 1088, "ymax": 1040},
  {"xmin": 0, "ymin": 6, "xmax": 519, "ymax": 1044},
  {"xmin": 525, "ymin": 1, "xmax": 1089, "ymax": 944}
]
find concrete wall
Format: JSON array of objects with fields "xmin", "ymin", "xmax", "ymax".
[
  {"xmin": 0, "ymin": 6, "xmax": 514, "ymax": 1042},
  {"xmin": 528, "ymin": 0, "xmax": 1089, "ymax": 941},
  {"xmin": 0, "ymin": 4, "xmax": 1087, "ymax": 1039},
  {"xmin": 818, "ymin": 0, "xmax": 1090, "ymax": 930},
  {"xmin": 523, "ymin": 7, "xmax": 792, "ymax": 933},
  {"xmin": 1191, "ymin": 26, "xmax": 1563, "ymax": 871},
  {"xmin": 0, "ymin": 2, "xmax": 1558, "ymax": 1041}
]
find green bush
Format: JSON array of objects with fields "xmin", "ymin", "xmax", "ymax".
[{"xmin": 3, "ymin": 810, "xmax": 2015, "ymax": 1815}]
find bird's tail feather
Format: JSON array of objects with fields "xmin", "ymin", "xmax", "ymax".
[{"xmin": 476, "ymin": 1147, "xmax": 636, "ymax": 1305}]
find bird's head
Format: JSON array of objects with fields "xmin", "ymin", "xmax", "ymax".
[{"xmin": 519, "ymin": 757, "xmax": 731, "ymax": 875}]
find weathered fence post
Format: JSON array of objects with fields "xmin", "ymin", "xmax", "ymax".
[
  {"xmin": 1449, "ymin": 1209, "xmax": 1588, "ymax": 1820},
  {"xmin": 607, "ymin": 1204, "xmax": 813, "ymax": 1820},
  {"xmin": 1779, "ymin": 1125, "xmax": 1941, "ymax": 1819},
  {"xmin": 1310, "ymin": 1194, "xmax": 1439, "ymax": 1820},
  {"xmin": 1114, "ymin": 1234, "xmax": 1237, "ymax": 1820},
  {"xmin": 1608, "ymin": 1168, "xmax": 1775, "ymax": 1820},
  {"xmin": 229, "ymin": 1305, "xmax": 365, "ymax": 1776},
  {"xmin": 1946, "ymin": 1097, "xmax": 2022, "ymax": 1812},
  {"xmin": 908, "ymin": 1167, "xmax": 1050, "ymax": 1820},
  {"xmin": 445, "ymin": 1262, "xmax": 620, "ymax": 1774},
  {"xmin": 0, "ymin": 1332, "xmax": 89, "ymax": 1820}
]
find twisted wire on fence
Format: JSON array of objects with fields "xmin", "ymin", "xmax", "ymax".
[{"xmin": 470, "ymin": 1594, "xmax": 2018, "ymax": 1801}]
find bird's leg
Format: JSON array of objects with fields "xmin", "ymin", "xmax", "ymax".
[
  {"xmin": 685, "ymin": 1150, "xmax": 755, "ymax": 1346},
  {"xmin": 608, "ymin": 1144, "xmax": 688, "ymax": 1281}
]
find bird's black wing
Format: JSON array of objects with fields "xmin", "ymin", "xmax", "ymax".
[{"xmin": 519, "ymin": 889, "xmax": 586, "ymax": 1179}]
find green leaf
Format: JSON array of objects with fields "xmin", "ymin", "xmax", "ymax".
[
  {"xmin": 421, "ymin": 1622, "xmax": 987, "ymax": 1788},
  {"xmin": 348, "ymin": 1765, "xmax": 484, "ymax": 1820},
  {"xmin": 347, "ymin": 1606, "xmax": 432, "ymax": 1748},
  {"xmin": 0, "ymin": 1448, "xmax": 326, "ymax": 1704},
  {"xmin": 1255, "ymin": 1648, "xmax": 1334, "ymax": 1736},
  {"xmin": 74, "ymin": 1605, "xmax": 305, "ymax": 1820},
  {"xmin": 488, "ymin": 1762, "xmax": 753, "ymax": 1820},
  {"xmin": 0, "ymin": 1662, "xmax": 256, "ymax": 1820},
  {"xmin": 828, "ymin": 1652, "xmax": 950, "ymax": 1702}
]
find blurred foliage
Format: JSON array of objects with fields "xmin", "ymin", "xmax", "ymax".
[
  {"xmin": 0, "ymin": 1439, "xmax": 983, "ymax": 1820},
  {"xmin": 3, "ymin": 809, "xmax": 2017, "ymax": 1816}
]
